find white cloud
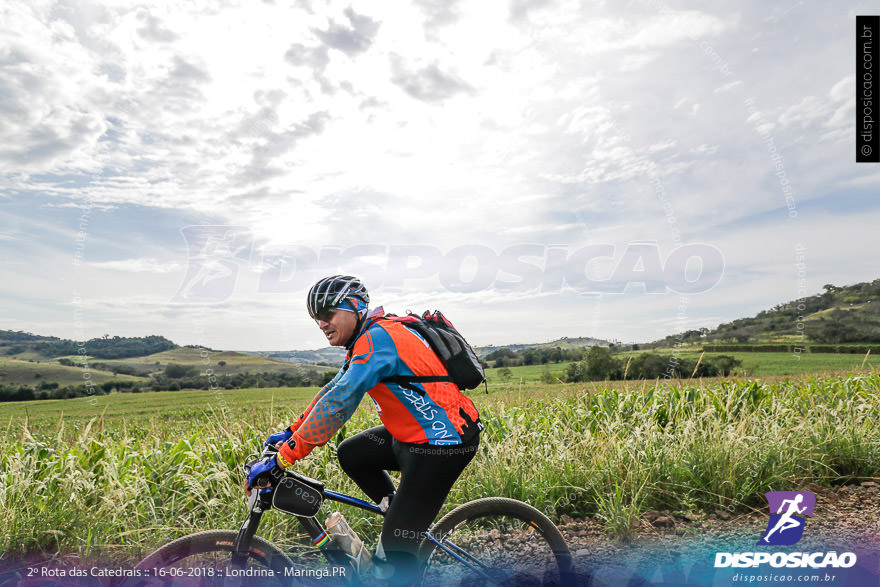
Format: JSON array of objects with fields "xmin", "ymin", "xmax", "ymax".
[
  {"xmin": 2, "ymin": 0, "xmax": 879, "ymax": 349},
  {"xmin": 715, "ymin": 80, "xmax": 743, "ymax": 93},
  {"xmin": 87, "ymin": 258, "xmax": 184, "ymax": 273}
]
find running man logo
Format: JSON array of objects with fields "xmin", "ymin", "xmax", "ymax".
[{"xmin": 758, "ymin": 491, "xmax": 816, "ymax": 546}]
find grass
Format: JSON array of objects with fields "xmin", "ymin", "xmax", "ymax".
[
  {"xmin": 0, "ymin": 357, "xmax": 143, "ymax": 386},
  {"xmin": 2, "ymin": 374, "xmax": 879, "ymax": 562},
  {"xmin": 95, "ymin": 348, "xmax": 311, "ymax": 376},
  {"xmin": 485, "ymin": 351, "xmax": 880, "ymax": 383},
  {"xmin": 712, "ymin": 351, "xmax": 880, "ymax": 375},
  {"xmin": 0, "ymin": 386, "xmax": 317, "ymax": 432},
  {"xmin": 484, "ymin": 363, "xmax": 566, "ymax": 383},
  {"xmin": 0, "ymin": 349, "xmax": 326, "ymax": 387}
]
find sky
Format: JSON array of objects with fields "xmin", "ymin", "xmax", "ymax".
[{"xmin": 1, "ymin": 0, "xmax": 878, "ymax": 351}]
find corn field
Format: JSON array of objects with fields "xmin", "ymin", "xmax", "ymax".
[{"xmin": 2, "ymin": 374, "xmax": 879, "ymax": 561}]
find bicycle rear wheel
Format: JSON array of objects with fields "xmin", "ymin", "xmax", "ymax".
[
  {"xmin": 419, "ymin": 497, "xmax": 575, "ymax": 586},
  {"xmin": 134, "ymin": 530, "xmax": 294, "ymax": 586}
]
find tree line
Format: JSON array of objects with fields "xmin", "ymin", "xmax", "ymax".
[
  {"xmin": 483, "ymin": 346, "xmax": 590, "ymax": 367},
  {"xmin": 2, "ymin": 334, "xmax": 177, "ymax": 359},
  {"xmin": 562, "ymin": 347, "xmax": 741, "ymax": 382}
]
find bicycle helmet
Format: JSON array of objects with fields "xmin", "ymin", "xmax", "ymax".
[{"xmin": 307, "ymin": 275, "xmax": 370, "ymax": 320}]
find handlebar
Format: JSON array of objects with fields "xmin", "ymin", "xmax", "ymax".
[
  {"xmin": 242, "ymin": 444, "xmax": 286, "ymax": 502},
  {"xmin": 242, "ymin": 443, "xmax": 280, "ymax": 474},
  {"xmin": 241, "ymin": 443, "xmax": 285, "ymax": 501}
]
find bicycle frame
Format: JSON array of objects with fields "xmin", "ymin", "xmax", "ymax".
[
  {"xmin": 322, "ymin": 488, "xmax": 501, "ymax": 581},
  {"xmin": 235, "ymin": 469, "xmax": 500, "ymax": 583}
]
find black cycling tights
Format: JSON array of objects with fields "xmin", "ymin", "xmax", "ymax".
[{"xmin": 336, "ymin": 425, "xmax": 480, "ymax": 583}]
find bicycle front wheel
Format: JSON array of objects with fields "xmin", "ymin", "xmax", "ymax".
[
  {"xmin": 134, "ymin": 530, "xmax": 294, "ymax": 586},
  {"xmin": 419, "ymin": 497, "xmax": 575, "ymax": 586}
]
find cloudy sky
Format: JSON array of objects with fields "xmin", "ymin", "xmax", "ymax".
[{"xmin": 1, "ymin": 0, "xmax": 878, "ymax": 351}]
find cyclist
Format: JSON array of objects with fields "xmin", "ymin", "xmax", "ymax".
[{"xmin": 245, "ymin": 275, "xmax": 482, "ymax": 582}]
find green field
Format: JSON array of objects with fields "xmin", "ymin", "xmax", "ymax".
[
  {"xmin": 95, "ymin": 348, "xmax": 312, "ymax": 375},
  {"xmin": 484, "ymin": 363, "xmax": 566, "ymax": 383},
  {"xmin": 2, "ymin": 373, "xmax": 880, "ymax": 562},
  {"xmin": 6, "ymin": 343, "xmax": 874, "ymax": 393},
  {"xmin": 679, "ymin": 350, "xmax": 879, "ymax": 376},
  {"xmin": 0, "ymin": 357, "xmax": 143, "ymax": 386},
  {"xmin": 0, "ymin": 386, "xmax": 317, "ymax": 431},
  {"xmin": 0, "ymin": 347, "xmax": 331, "ymax": 389},
  {"xmin": 484, "ymin": 351, "xmax": 880, "ymax": 383}
]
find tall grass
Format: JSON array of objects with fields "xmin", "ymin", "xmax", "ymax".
[{"xmin": 2, "ymin": 375, "xmax": 879, "ymax": 560}]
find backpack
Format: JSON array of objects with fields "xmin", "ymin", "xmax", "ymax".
[{"xmin": 381, "ymin": 310, "xmax": 486, "ymax": 392}]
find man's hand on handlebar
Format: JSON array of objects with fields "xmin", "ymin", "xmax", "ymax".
[
  {"xmin": 243, "ymin": 440, "xmax": 299, "ymax": 496},
  {"xmin": 264, "ymin": 427, "xmax": 293, "ymax": 447},
  {"xmin": 244, "ymin": 454, "xmax": 284, "ymax": 496}
]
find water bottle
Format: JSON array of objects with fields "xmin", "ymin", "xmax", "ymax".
[{"xmin": 325, "ymin": 512, "xmax": 373, "ymax": 573}]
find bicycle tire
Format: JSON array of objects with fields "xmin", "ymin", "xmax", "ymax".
[
  {"xmin": 134, "ymin": 530, "xmax": 294, "ymax": 586},
  {"xmin": 419, "ymin": 497, "xmax": 576, "ymax": 586}
]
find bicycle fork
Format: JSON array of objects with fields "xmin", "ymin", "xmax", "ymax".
[{"xmin": 231, "ymin": 491, "xmax": 264, "ymax": 567}]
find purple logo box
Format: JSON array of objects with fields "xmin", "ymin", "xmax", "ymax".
[
  {"xmin": 765, "ymin": 491, "xmax": 816, "ymax": 517},
  {"xmin": 758, "ymin": 491, "xmax": 816, "ymax": 546}
]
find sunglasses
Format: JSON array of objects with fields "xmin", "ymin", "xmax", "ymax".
[{"xmin": 314, "ymin": 308, "xmax": 338, "ymax": 322}]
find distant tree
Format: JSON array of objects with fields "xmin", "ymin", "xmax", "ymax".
[
  {"xmin": 706, "ymin": 355, "xmax": 740, "ymax": 377},
  {"xmin": 485, "ymin": 349, "xmax": 515, "ymax": 363},
  {"xmin": 564, "ymin": 362, "xmax": 584, "ymax": 383},
  {"xmin": 627, "ymin": 353, "xmax": 670, "ymax": 379},
  {"xmin": 521, "ymin": 349, "xmax": 539, "ymax": 366},
  {"xmin": 498, "ymin": 367, "xmax": 513, "ymax": 382},
  {"xmin": 584, "ymin": 346, "xmax": 623, "ymax": 381}
]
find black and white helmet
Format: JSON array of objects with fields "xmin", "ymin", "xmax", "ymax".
[{"xmin": 307, "ymin": 275, "xmax": 370, "ymax": 320}]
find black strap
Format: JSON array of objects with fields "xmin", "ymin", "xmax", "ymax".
[
  {"xmin": 384, "ymin": 375, "xmax": 454, "ymax": 395},
  {"xmin": 386, "ymin": 375, "xmax": 453, "ymax": 384}
]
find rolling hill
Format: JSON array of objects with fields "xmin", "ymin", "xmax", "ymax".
[
  {"xmin": 0, "ymin": 357, "xmax": 143, "ymax": 387},
  {"xmin": 645, "ymin": 279, "xmax": 880, "ymax": 348},
  {"xmin": 4, "ymin": 278, "xmax": 878, "ymax": 395},
  {"xmin": 252, "ymin": 335, "xmax": 610, "ymax": 366},
  {"xmin": 0, "ymin": 330, "xmax": 177, "ymax": 360},
  {"xmin": 475, "ymin": 336, "xmax": 608, "ymax": 358},
  {"xmin": 0, "ymin": 331, "xmax": 331, "ymax": 392}
]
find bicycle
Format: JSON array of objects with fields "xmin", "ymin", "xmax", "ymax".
[{"xmin": 135, "ymin": 443, "xmax": 575, "ymax": 586}]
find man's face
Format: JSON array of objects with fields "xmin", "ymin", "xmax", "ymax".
[{"xmin": 316, "ymin": 308, "xmax": 357, "ymax": 347}]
